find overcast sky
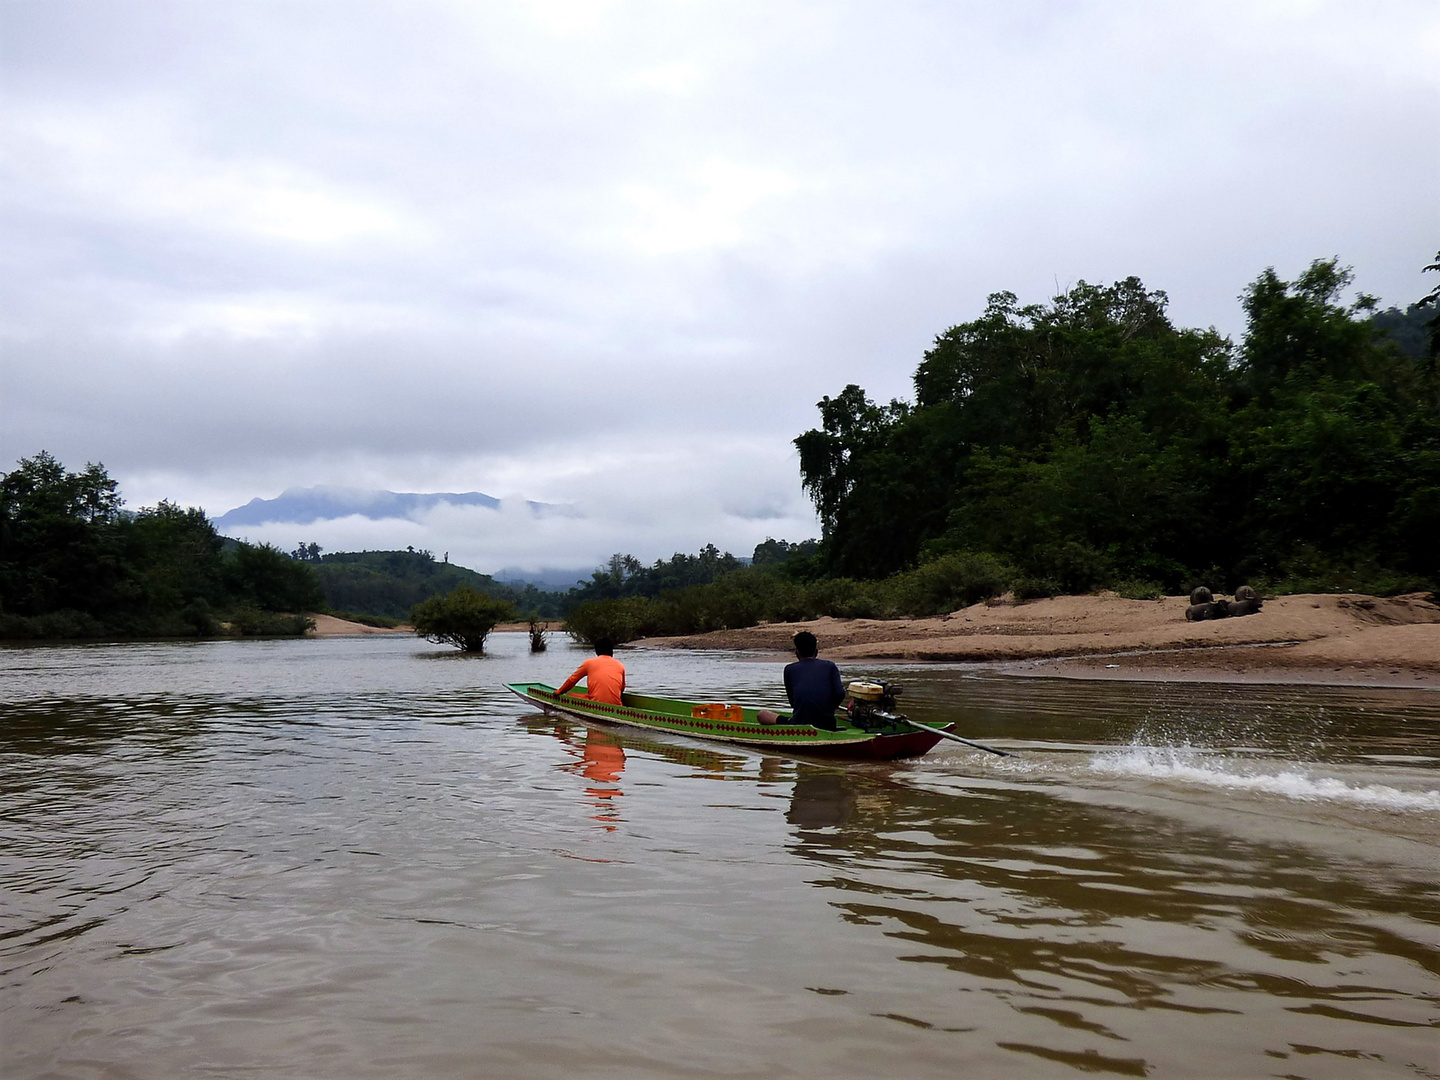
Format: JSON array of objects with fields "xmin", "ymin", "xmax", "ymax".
[{"xmin": 3, "ymin": 1, "xmax": 1437, "ymax": 574}]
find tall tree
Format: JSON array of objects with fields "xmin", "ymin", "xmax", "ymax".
[
  {"xmin": 1419, "ymin": 248, "xmax": 1440, "ymax": 360},
  {"xmin": 0, "ymin": 452, "xmax": 124, "ymax": 616},
  {"xmin": 796, "ymin": 261, "xmax": 1439, "ymax": 591},
  {"xmin": 797, "ymin": 278, "xmax": 1228, "ymax": 580}
]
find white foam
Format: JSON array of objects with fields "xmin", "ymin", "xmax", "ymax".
[{"xmin": 1089, "ymin": 745, "xmax": 1440, "ymax": 813}]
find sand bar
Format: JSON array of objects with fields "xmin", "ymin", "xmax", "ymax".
[
  {"xmin": 308, "ymin": 614, "xmax": 411, "ymax": 637},
  {"xmin": 642, "ymin": 592, "xmax": 1440, "ymax": 687}
]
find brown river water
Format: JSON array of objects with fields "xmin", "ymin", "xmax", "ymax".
[{"xmin": 1, "ymin": 633, "xmax": 1437, "ymax": 1079}]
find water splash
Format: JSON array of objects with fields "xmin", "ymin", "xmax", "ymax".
[{"xmin": 1089, "ymin": 743, "xmax": 1440, "ymax": 812}]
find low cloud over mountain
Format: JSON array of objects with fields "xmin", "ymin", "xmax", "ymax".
[
  {"xmin": 209, "ymin": 477, "xmax": 811, "ymax": 579},
  {"xmin": 213, "ymin": 486, "xmax": 553, "ymax": 529}
]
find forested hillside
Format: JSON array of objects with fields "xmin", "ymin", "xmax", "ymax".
[{"xmin": 300, "ymin": 548, "xmax": 558, "ymax": 619}]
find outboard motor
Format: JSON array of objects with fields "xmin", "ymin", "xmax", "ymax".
[{"xmin": 846, "ymin": 680, "xmax": 907, "ymax": 732}]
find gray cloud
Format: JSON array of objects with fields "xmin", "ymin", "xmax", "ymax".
[{"xmin": 4, "ymin": 1, "xmax": 1438, "ymax": 568}]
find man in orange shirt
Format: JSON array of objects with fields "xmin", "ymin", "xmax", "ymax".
[{"xmin": 555, "ymin": 638, "xmax": 626, "ymax": 705}]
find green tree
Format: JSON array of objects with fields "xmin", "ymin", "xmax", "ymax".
[
  {"xmin": 797, "ymin": 278, "xmax": 1228, "ymax": 580},
  {"xmin": 562, "ymin": 597, "xmax": 652, "ymax": 644},
  {"xmin": 1223, "ymin": 259, "xmax": 1440, "ymax": 584},
  {"xmin": 751, "ymin": 537, "xmax": 819, "ymax": 567},
  {"xmin": 794, "ymin": 384, "xmax": 906, "ymax": 538},
  {"xmin": 411, "ymin": 586, "xmax": 514, "ymax": 653},
  {"xmin": 120, "ymin": 501, "xmax": 227, "ymax": 634},
  {"xmin": 0, "ymin": 451, "xmax": 325, "ymax": 639},
  {"xmin": 563, "ymin": 545, "xmax": 746, "ymax": 606},
  {"xmin": 795, "ymin": 260, "xmax": 1439, "ymax": 595},
  {"xmin": 1419, "ymin": 248, "xmax": 1440, "ymax": 361},
  {"xmin": 0, "ymin": 451, "xmax": 125, "ymax": 618},
  {"xmin": 1236, "ymin": 259, "xmax": 1384, "ymax": 403},
  {"xmin": 225, "ymin": 542, "xmax": 325, "ymax": 612}
]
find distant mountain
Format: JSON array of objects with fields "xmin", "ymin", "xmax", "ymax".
[
  {"xmin": 493, "ymin": 566, "xmax": 595, "ymax": 591},
  {"xmin": 214, "ymin": 486, "xmax": 556, "ymax": 529}
]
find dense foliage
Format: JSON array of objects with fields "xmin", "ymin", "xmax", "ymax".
[
  {"xmin": 1371, "ymin": 303, "xmax": 1435, "ymax": 364},
  {"xmin": 0, "ymin": 453, "xmax": 322, "ymax": 639},
  {"xmin": 561, "ymin": 540, "xmax": 831, "ymax": 642},
  {"xmin": 561, "ymin": 548, "xmax": 1020, "ymax": 644},
  {"xmin": 410, "ymin": 586, "xmax": 515, "ymax": 653},
  {"xmin": 796, "ymin": 258, "xmax": 1440, "ymax": 596},
  {"xmin": 564, "ymin": 545, "xmax": 747, "ymax": 604},
  {"xmin": 304, "ymin": 548, "xmax": 558, "ymax": 619}
]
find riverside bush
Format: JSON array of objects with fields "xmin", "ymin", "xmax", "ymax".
[
  {"xmin": 562, "ymin": 554, "xmax": 1025, "ymax": 641},
  {"xmin": 231, "ymin": 609, "xmax": 316, "ymax": 636},
  {"xmin": 411, "ymin": 586, "xmax": 515, "ymax": 653},
  {"xmin": 563, "ymin": 598, "xmax": 652, "ymax": 644},
  {"xmin": 0, "ymin": 609, "xmax": 106, "ymax": 639},
  {"xmin": 878, "ymin": 551, "xmax": 1016, "ymax": 616}
]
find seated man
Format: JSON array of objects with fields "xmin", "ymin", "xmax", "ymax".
[
  {"xmin": 555, "ymin": 638, "xmax": 626, "ymax": 706},
  {"xmin": 778, "ymin": 630, "xmax": 846, "ymax": 731}
]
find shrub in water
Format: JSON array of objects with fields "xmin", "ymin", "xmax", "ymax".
[{"xmin": 411, "ymin": 586, "xmax": 514, "ymax": 653}]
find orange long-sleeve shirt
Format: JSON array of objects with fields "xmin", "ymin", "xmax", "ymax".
[{"xmin": 556, "ymin": 655, "xmax": 626, "ymax": 705}]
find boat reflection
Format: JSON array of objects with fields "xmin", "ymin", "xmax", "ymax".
[
  {"xmin": 517, "ymin": 712, "xmax": 879, "ymax": 835},
  {"xmin": 785, "ymin": 767, "xmax": 858, "ymax": 829},
  {"xmin": 518, "ymin": 712, "xmax": 765, "ymax": 831},
  {"xmin": 518, "ymin": 712, "xmax": 752, "ymax": 772}
]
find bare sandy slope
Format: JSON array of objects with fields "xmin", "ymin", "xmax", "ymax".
[
  {"xmin": 645, "ymin": 593, "xmax": 1440, "ymax": 685},
  {"xmin": 310, "ymin": 617, "xmax": 562, "ymax": 638},
  {"xmin": 309, "ymin": 614, "xmax": 411, "ymax": 637}
]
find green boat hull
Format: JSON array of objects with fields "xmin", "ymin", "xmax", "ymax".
[{"xmin": 504, "ymin": 682, "xmax": 950, "ymax": 760}]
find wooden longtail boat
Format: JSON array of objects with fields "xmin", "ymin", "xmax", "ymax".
[{"xmin": 504, "ymin": 682, "xmax": 955, "ymax": 760}]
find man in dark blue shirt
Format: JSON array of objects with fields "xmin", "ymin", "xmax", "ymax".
[{"xmin": 781, "ymin": 631, "xmax": 845, "ymax": 730}]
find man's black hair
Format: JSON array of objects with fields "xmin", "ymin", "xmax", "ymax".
[
  {"xmin": 593, "ymin": 638, "xmax": 615, "ymax": 656},
  {"xmin": 792, "ymin": 631, "xmax": 818, "ymax": 658}
]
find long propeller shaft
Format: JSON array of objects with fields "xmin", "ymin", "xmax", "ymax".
[{"xmin": 902, "ymin": 718, "xmax": 1014, "ymax": 758}]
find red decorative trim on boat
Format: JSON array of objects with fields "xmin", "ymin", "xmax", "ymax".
[{"xmin": 538, "ymin": 687, "xmax": 824, "ymax": 738}]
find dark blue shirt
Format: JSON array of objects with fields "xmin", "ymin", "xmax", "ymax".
[{"xmin": 783, "ymin": 657, "xmax": 845, "ymax": 730}]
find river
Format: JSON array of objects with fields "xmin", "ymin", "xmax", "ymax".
[{"xmin": 2, "ymin": 633, "xmax": 1437, "ymax": 1078}]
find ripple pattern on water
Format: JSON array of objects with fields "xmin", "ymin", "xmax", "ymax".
[{"xmin": 2, "ymin": 634, "xmax": 1437, "ymax": 1079}]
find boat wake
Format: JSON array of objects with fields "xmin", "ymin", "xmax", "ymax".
[{"xmin": 1087, "ymin": 743, "xmax": 1440, "ymax": 813}]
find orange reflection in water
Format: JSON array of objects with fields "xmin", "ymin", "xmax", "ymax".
[{"xmin": 552, "ymin": 725, "xmax": 626, "ymax": 830}]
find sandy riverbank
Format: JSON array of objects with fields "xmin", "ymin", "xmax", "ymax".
[
  {"xmin": 308, "ymin": 616, "xmax": 565, "ymax": 637},
  {"xmin": 307, "ymin": 597, "xmax": 1440, "ymax": 686},
  {"xmin": 641, "ymin": 592, "xmax": 1440, "ymax": 687},
  {"xmin": 308, "ymin": 614, "xmax": 412, "ymax": 636}
]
